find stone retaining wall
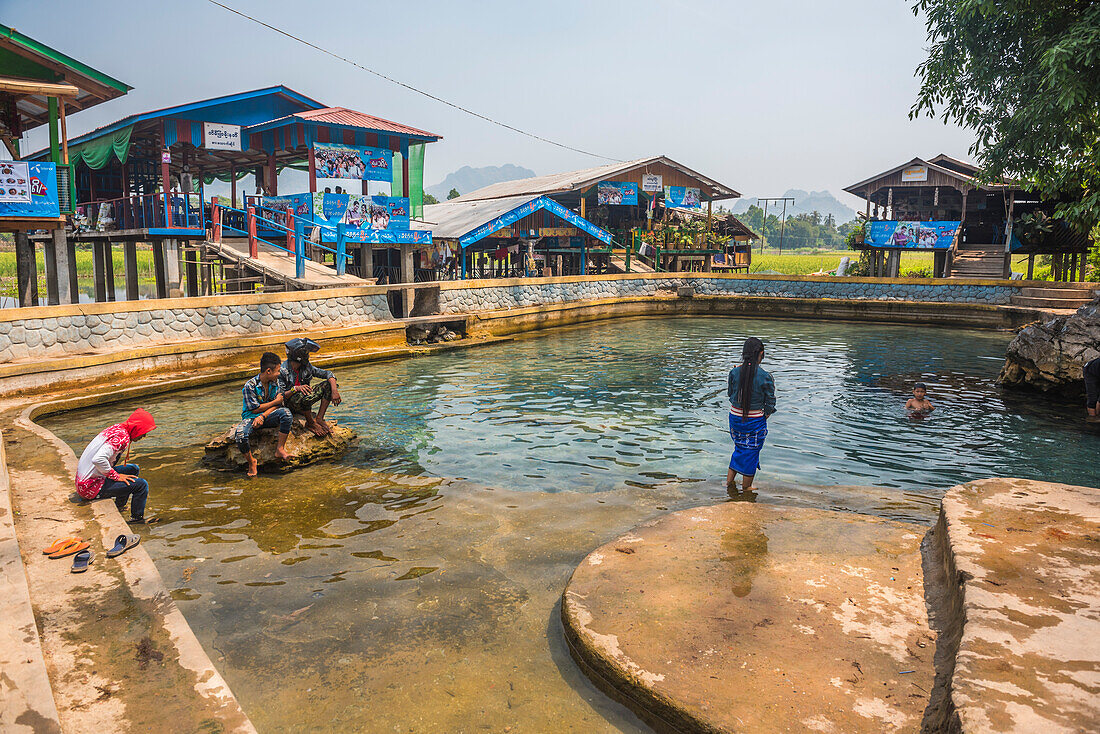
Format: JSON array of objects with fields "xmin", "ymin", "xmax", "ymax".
[
  {"xmin": 0, "ymin": 292, "xmax": 392, "ymax": 364},
  {"xmin": 0, "ymin": 275, "xmax": 1022, "ymax": 365},
  {"xmin": 437, "ymin": 275, "xmax": 1017, "ymax": 313}
]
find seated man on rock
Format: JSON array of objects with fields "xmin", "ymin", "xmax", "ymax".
[
  {"xmin": 279, "ymin": 337, "xmax": 342, "ymax": 436},
  {"xmin": 236, "ymin": 351, "xmax": 292, "ymax": 477}
]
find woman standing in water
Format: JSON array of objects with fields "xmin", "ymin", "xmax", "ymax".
[{"xmin": 727, "ymin": 337, "xmax": 776, "ymax": 495}]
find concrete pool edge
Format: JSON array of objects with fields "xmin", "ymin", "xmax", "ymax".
[
  {"xmin": 3, "ymin": 402, "xmax": 258, "ymax": 733},
  {"xmin": 560, "ymin": 480, "xmax": 1100, "ymax": 733}
]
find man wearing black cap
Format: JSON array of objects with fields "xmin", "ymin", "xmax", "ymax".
[{"xmin": 278, "ymin": 338, "xmax": 342, "ymax": 436}]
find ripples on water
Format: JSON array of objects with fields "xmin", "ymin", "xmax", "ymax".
[{"xmin": 44, "ymin": 316, "xmax": 1099, "ymax": 731}]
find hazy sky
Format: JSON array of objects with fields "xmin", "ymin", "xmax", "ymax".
[{"xmin": 9, "ymin": 0, "xmax": 977, "ymax": 206}]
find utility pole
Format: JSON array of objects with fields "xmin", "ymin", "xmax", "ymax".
[{"xmin": 757, "ymin": 197, "xmax": 795, "ymax": 254}]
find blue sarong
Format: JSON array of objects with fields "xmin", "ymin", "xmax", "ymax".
[{"xmin": 728, "ymin": 413, "xmax": 768, "ymax": 476}]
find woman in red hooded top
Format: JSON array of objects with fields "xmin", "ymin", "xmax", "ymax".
[{"xmin": 75, "ymin": 409, "xmax": 158, "ymax": 524}]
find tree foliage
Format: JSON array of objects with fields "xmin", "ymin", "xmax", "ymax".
[
  {"xmin": 423, "ymin": 192, "xmax": 439, "ymax": 205},
  {"xmin": 910, "ymin": 1, "xmax": 1100, "ymax": 231},
  {"xmin": 738, "ymin": 205, "xmax": 857, "ymax": 250},
  {"xmin": 447, "ymin": 188, "xmax": 461, "ymax": 200}
]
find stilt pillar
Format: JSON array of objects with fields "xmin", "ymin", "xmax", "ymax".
[
  {"xmin": 164, "ymin": 239, "xmax": 182, "ymax": 296},
  {"xmin": 14, "ymin": 232, "xmax": 38, "ymax": 308},
  {"xmin": 92, "ymin": 242, "xmax": 108, "ymax": 302},
  {"xmin": 124, "ymin": 242, "xmax": 140, "ymax": 300},
  {"xmin": 103, "ymin": 242, "xmax": 116, "ymax": 301}
]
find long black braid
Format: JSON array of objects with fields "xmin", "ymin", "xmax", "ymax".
[{"xmin": 735, "ymin": 337, "xmax": 765, "ymax": 422}]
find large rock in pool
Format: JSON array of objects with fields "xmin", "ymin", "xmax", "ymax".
[
  {"xmin": 204, "ymin": 418, "xmax": 357, "ymax": 472},
  {"xmin": 1000, "ymin": 295, "xmax": 1100, "ymax": 392}
]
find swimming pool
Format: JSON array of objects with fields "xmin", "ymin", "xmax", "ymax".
[{"xmin": 45, "ymin": 316, "xmax": 1098, "ymax": 731}]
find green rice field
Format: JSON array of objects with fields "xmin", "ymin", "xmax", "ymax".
[{"xmin": 748, "ymin": 251, "xmax": 936, "ymax": 276}]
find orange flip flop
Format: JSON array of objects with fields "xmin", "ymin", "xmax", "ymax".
[
  {"xmin": 43, "ymin": 537, "xmax": 82, "ymax": 555},
  {"xmin": 48, "ymin": 539, "xmax": 89, "ymax": 559}
]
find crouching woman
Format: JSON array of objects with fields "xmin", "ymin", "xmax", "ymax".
[
  {"xmin": 75, "ymin": 408, "xmax": 158, "ymax": 524},
  {"xmin": 727, "ymin": 337, "xmax": 776, "ymax": 495}
]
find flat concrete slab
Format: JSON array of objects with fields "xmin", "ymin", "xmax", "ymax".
[
  {"xmin": 562, "ymin": 502, "xmax": 935, "ymax": 732},
  {"xmin": 938, "ymin": 479, "xmax": 1100, "ymax": 733}
]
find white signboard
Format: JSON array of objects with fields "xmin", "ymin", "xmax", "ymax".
[
  {"xmin": 204, "ymin": 122, "xmax": 242, "ymax": 151},
  {"xmin": 641, "ymin": 173, "xmax": 663, "ymax": 193},
  {"xmin": 0, "ymin": 162, "xmax": 32, "ymax": 203},
  {"xmin": 901, "ymin": 165, "xmax": 928, "ymax": 182}
]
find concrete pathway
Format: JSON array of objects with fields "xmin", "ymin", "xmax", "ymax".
[
  {"xmin": 562, "ymin": 502, "xmax": 935, "ymax": 732},
  {"xmin": 937, "ymin": 478, "xmax": 1100, "ymax": 733},
  {"xmin": 1, "ymin": 401, "xmax": 256, "ymax": 733},
  {"xmin": 208, "ymin": 238, "xmax": 371, "ymax": 290}
]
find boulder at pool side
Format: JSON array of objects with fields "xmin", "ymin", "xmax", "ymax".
[
  {"xmin": 999, "ymin": 294, "xmax": 1100, "ymax": 393},
  {"xmin": 203, "ymin": 418, "xmax": 357, "ymax": 472}
]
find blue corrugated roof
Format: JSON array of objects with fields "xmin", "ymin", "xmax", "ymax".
[{"xmin": 42, "ymin": 85, "xmax": 326, "ymax": 153}]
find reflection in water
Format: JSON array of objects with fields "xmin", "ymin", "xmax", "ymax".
[{"xmin": 44, "ymin": 316, "xmax": 1100, "ymax": 731}]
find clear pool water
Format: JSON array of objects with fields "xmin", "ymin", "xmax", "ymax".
[{"xmin": 45, "ymin": 316, "xmax": 1099, "ymax": 732}]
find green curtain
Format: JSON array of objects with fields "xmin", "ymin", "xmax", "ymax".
[
  {"xmin": 69, "ymin": 124, "xmax": 133, "ymax": 169},
  {"xmin": 391, "ymin": 150, "xmax": 403, "ymax": 197},
  {"xmin": 202, "ymin": 169, "xmax": 252, "ymax": 185},
  {"xmin": 409, "ymin": 143, "xmax": 425, "ymax": 220}
]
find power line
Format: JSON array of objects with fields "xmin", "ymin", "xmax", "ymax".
[{"xmin": 205, "ymin": 0, "xmax": 621, "ymax": 163}]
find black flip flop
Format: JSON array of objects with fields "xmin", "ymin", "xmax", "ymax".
[
  {"xmin": 106, "ymin": 533, "xmax": 140, "ymax": 558},
  {"xmin": 71, "ymin": 549, "xmax": 93, "ymax": 573},
  {"xmin": 128, "ymin": 515, "xmax": 160, "ymax": 525}
]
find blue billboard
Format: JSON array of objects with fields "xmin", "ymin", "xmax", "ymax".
[
  {"xmin": 312, "ymin": 192, "xmax": 428, "ymax": 244},
  {"xmin": 313, "ymin": 142, "xmax": 393, "ymax": 182},
  {"xmin": 865, "ymin": 220, "xmax": 961, "ymax": 249},
  {"xmin": 0, "ymin": 161, "xmax": 60, "ymax": 219},
  {"xmin": 597, "ymin": 181, "xmax": 638, "ymax": 206},
  {"xmin": 664, "ymin": 185, "xmax": 701, "ymax": 209}
]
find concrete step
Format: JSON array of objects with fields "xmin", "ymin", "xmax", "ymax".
[
  {"xmin": 1018, "ymin": 287, "xmax": 1099, "ymax": 299},
  {"xmin": 1010, "ymin": 295, "xmax": 1093, "ymax": 309}
]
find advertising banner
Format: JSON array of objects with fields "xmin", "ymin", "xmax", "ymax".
[
  {"xmin": 641, "ymin": 174, "xmax": 662, "ymax": 193},
  {"xmin": 596, "ymin": 180, "xmax": 638, "ymax": 206},
  {"xmin": 664, "ymin": 185, "xmax": 701, "ymax": 209},
  {"xmin": 204, "ymin": 122, "xmax": 242, "ymax": 151},
  {"xmin": 258, "ymin": 193, "xmax": 313, "ymax": 228},
  {"xmin": 0, "ymin": 162, "xmax": 59, "ymax": 218},
  {"xmin": 312, "ymin": 192, "xmax": 427, "ymax": 244},
  {"xmin": 313, "ymin": 142, "xmax": 393, "ymax": 182},
  {"xmin": 865, "ymin": 220, "xmax": 960, "ymax": 249}
]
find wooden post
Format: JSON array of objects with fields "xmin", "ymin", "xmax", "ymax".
[
  {"xmin": 247, "ymin": 206, "xmax": 258, "ymax": 258},
  {"xmin": 211, "ymin": 200, "xmax": 222, "ymax": 242},
  {"xmin": 160, "ymin": 121, "xmax": 171, "ymax": 192},
  {"xmin": 124, "ymin": 242, "xmax": 139, "ymax": 300},
  {"xmin": 91, "ymin": 242, "xmax": 107, "ymax": 302},
  {"xmin": 104, "ymin": 242, "xmax": 116, "ymax": 301},
  {"xmin": 58, "ymin": 99, "xmax": 68, "ymax": 164},
  {"xmin": 47, "ymin": 97, "xmax": 60, "ymax": 164},
  {"xmin": 152, "ymin": 240, "xmax": 167, "ymax": 299},
  {"xmin": 14, "ymin": 232, "xmax": 38, "ymax": 308},
  {"xmin": 230, "ymin": 165, "xmax": 237, "ymax": 207},
  {"xmin": 184, "ymin": 245, "xmax": 199, "ymax": 297},
  {"xmin": 43, "ymin": 233, "xmax": 60, "ymax": 306},
  {"xmin": 307, "ymin": 146, "xmax": 317, "ymax": 193}
]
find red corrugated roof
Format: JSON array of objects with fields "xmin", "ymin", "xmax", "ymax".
[{"xmin": 291, "ymin": 107, "xmax": 441, "ymax": 139}]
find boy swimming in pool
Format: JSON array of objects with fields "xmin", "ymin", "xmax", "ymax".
[{"xmin": 906, "ymin": 382, "xmax": 935, "ymax": 413}]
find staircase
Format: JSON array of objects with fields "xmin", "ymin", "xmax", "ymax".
[
  {"xmin": 608, "ymin": 250, "xmax": 655, "ymax": 274},
  {"xmin": 947, "ymin": 243, "xmax": 1008, "ymax": 279},
  {"xmin": 1010, "ymin": 283, "xmax": 1099, "ymax": 312}
]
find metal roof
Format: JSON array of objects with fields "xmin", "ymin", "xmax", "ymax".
[
  {"xmin": 843, "ymin": 154, "xmax": 1013, "ymax": 197},
  {"xmin": 285, "ymin": 107, "xmax": 440, "ymax": 141},
  {"xmin": 421, "ymin": 195, "xmax": 542, "ymax": 239},
  {"xmin": 452, "ymin": 155, "xmax": 740, "ymax": 202},
  {"xmin": 38, "ymin": 86, "xmax": 325, "ymax": 155},
  {"xmin": 0, "ymin": 23, "xmax": 130, "ymax": 130}
]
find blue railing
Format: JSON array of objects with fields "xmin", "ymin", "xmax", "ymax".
[{"xmin": 210, "ymin": 200, "xmax": 353, "ymax": 280}]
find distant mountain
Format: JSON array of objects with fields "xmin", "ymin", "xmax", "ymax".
[
  {"xmin": 729, "ymin": 189, "xmax": 857, "ymax": 224},
  {"xmin": 427, "ymin": 164, "xmax": 536, "ymax": 201}
]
